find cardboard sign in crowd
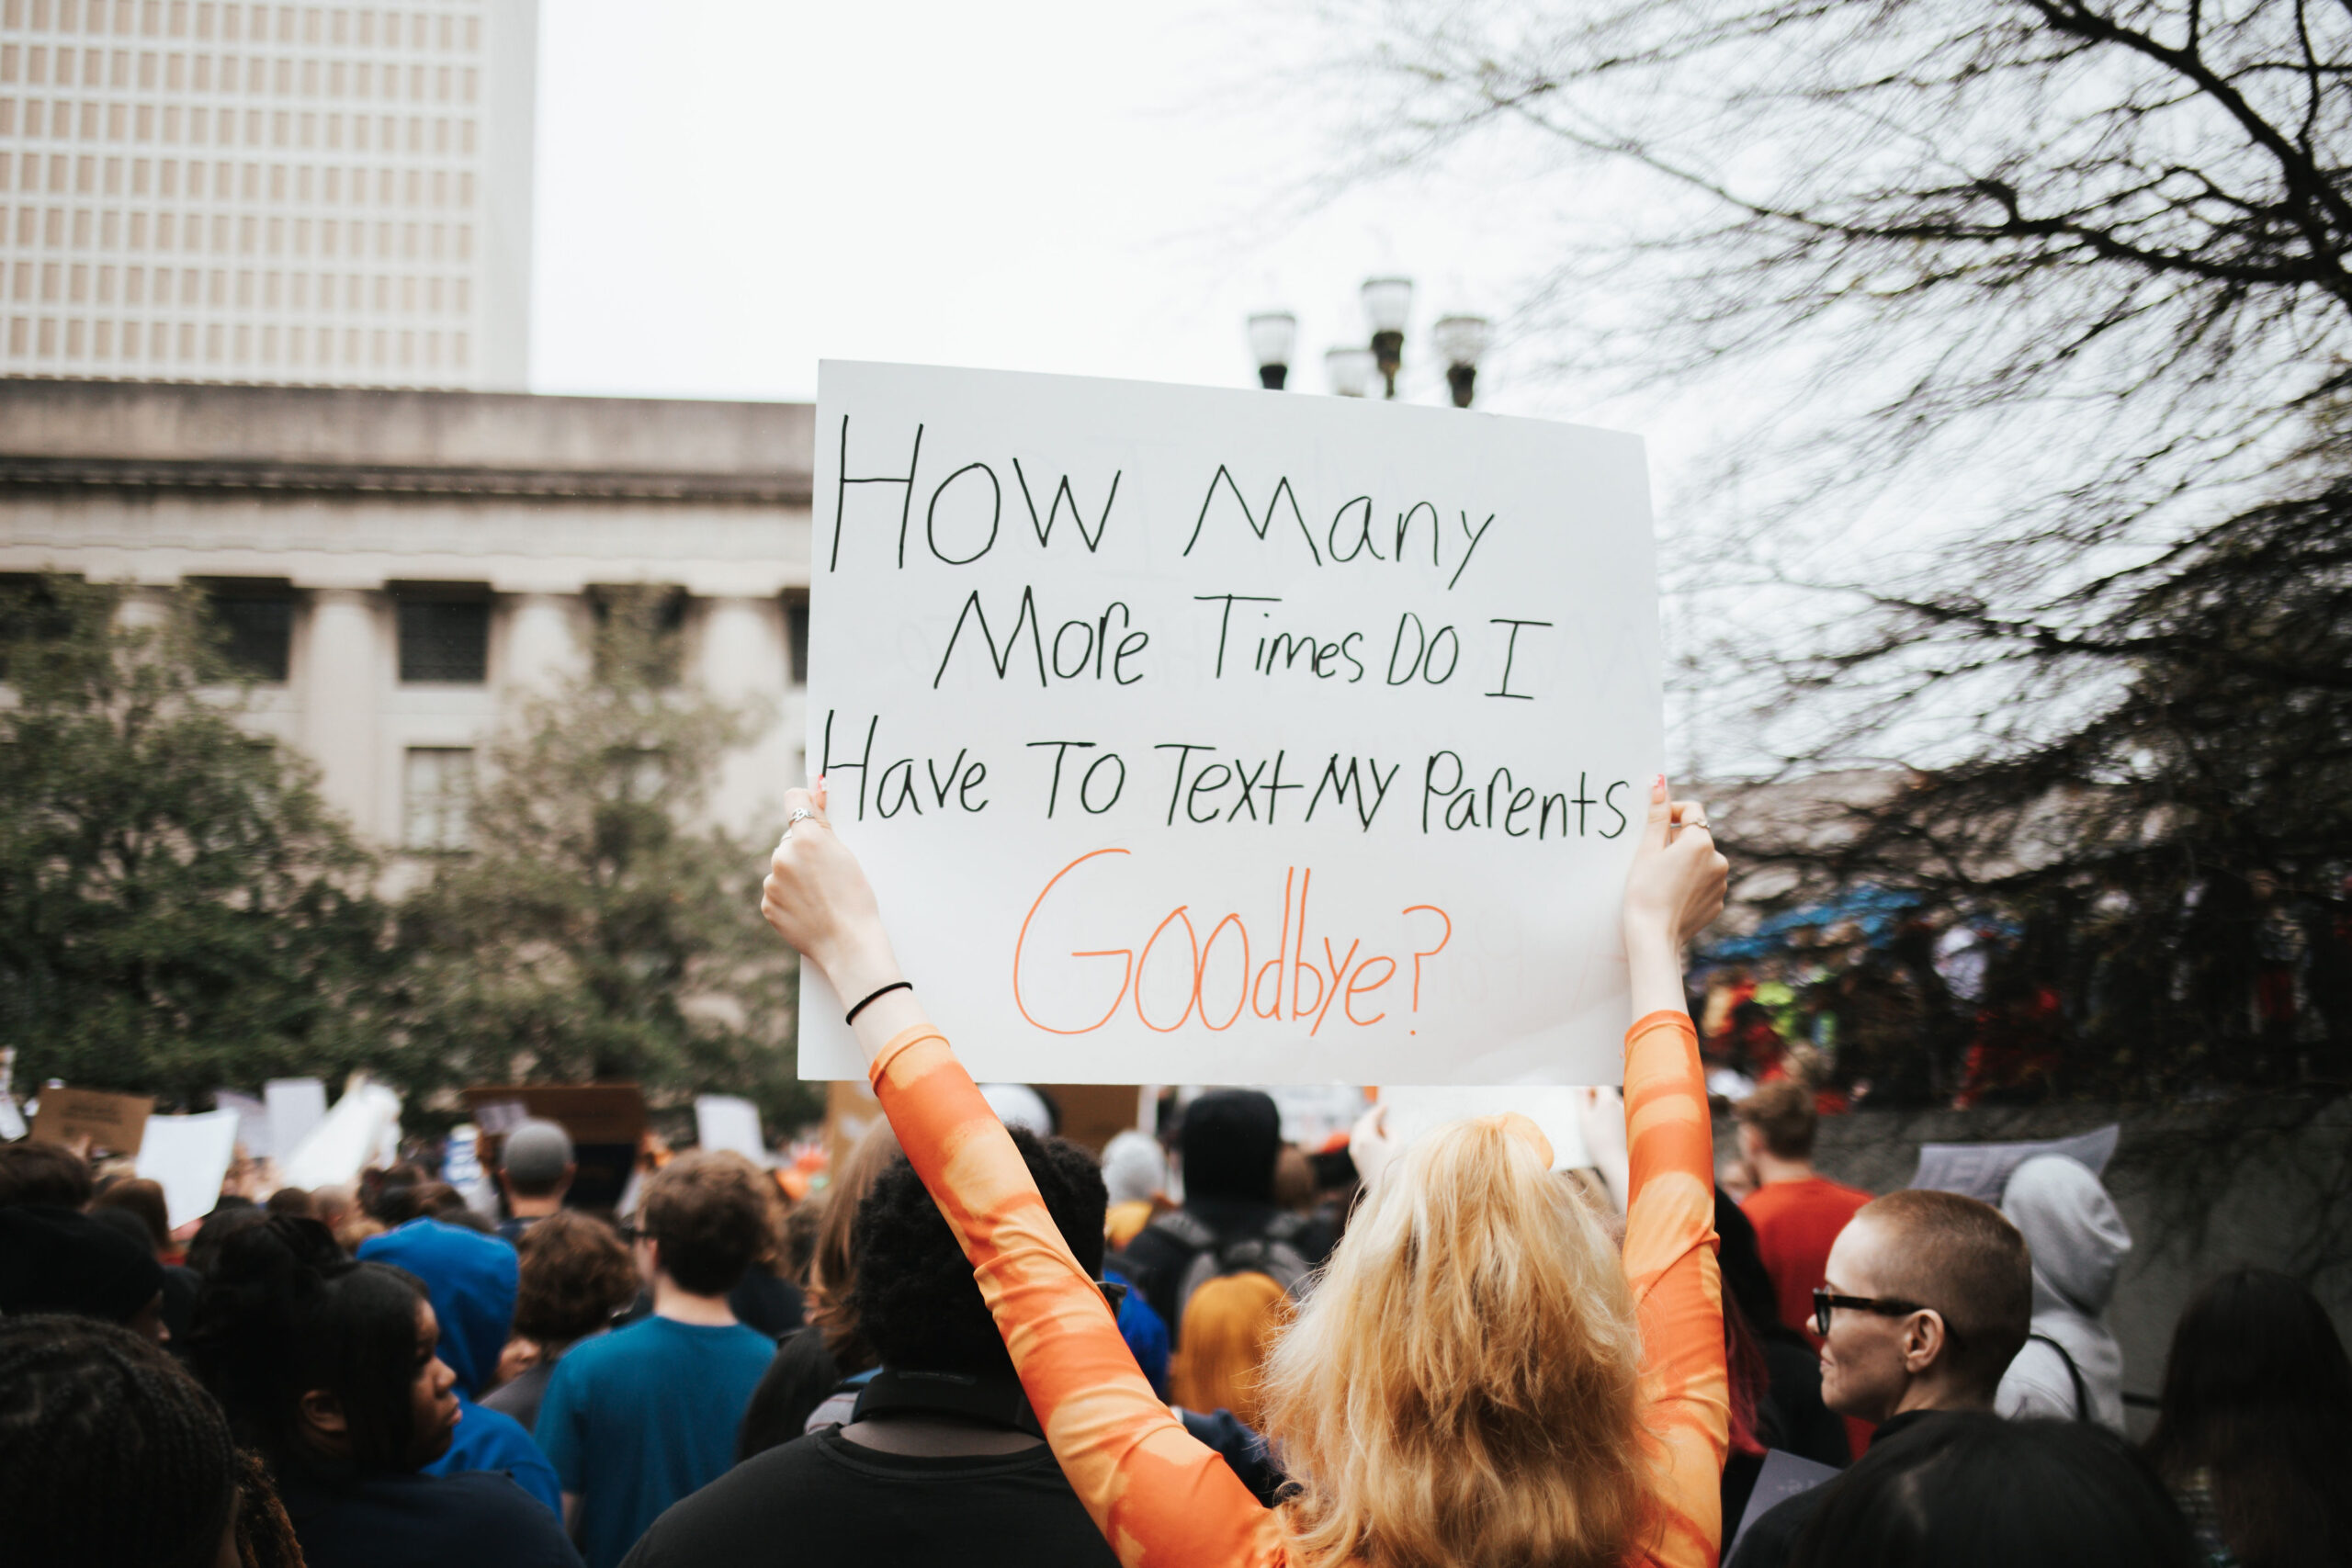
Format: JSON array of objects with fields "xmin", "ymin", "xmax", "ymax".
[{"xmin": 802, "ymin": 363, "xmax": 1662, "ymax": 1087}]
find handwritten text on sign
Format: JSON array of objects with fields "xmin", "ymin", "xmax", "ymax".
[{"xmin": 798, "ymin": 363, "xmax": 1661, "ymax": 1086}]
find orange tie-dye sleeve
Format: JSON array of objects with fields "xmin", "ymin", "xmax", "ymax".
[
  {"xmin": 1621, "ymin": 1010, "xmax": 1732, "ymax": 1568},
  {"xmin": 869, "ymin": 1028, "xmax": 1288, "ymax": 1568},
  {"xmin": 870, "ymin": 1013, "xmax": 1725, "ymax": 1568}
]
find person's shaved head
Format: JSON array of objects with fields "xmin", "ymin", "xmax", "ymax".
[{"xmin": 1851, "ymin": 1189, "xmax": 2031, "ymax": 1398}]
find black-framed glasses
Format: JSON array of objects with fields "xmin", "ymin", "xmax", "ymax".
[{"xmin": 1812, "ymin": 1286, "xmax": 1944, "ymax": 1340}]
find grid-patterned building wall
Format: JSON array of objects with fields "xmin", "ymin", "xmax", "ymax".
[{"xmin": 0, "ymin": 0, "xmax": 534, "ymax": 389}]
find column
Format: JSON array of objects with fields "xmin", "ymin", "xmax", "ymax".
[
  {"xmin": 503, "ymin": 592, "xmax": 581, "ymax": 694},
  {"xmin": 697, "ymin": 595, "xmax": 796, "ymax": 833},
  {"xmin": 300, "ymin": 589, "xmax": 382, "ymax": 838}
]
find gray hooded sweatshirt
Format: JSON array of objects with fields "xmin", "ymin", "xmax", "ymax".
[{"xmin": 1997, "ymin": 1153, "xmax": 2132, "ymax": 1431}]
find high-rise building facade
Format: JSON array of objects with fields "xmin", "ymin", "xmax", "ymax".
[{"xmin": 0, "ymin": 0, "xmax": 535, "ymax": 389}]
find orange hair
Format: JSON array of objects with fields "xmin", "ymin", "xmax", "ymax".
[
  {"xmin": 1103, "ymin": 1198, "xmax": 1156, "ymax": 1251},
  {"xmin": 1171, "ymin": 1271, "xmax": 1290, "ymax": 1432},
  {"xmin": 1261, "ymin": 1113, "xmax": 1654, "ymax": 1568}
]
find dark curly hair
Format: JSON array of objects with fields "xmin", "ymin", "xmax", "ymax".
[
  {"xmin": 639, "ymin": 1151, "xmax": 776, "ymax": 1297},
  {"xmin": 0, "ymin": 1314, "xmax": 238, "ymax": 1568},
  {"xmin": 514, "ymin": 1210, "xmax": 640, "ymax": 1344},
  {"xmin": 852, "ymin": 1128, "xmax": 1106, "ymax": 1376},
  {"xmin": 189, "ymin": 1215, "xmax": 435, "ymax": 1473}
]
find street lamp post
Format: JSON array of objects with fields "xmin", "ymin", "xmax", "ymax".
[
  {"xmin": 1361, "ymin": 276, "xmax": 1414, "ymax": 399},
  {"xmin": 1431, "ymin": 314, "xmax": 1493, "ymax": 410},
  {"xmin": 1247, "ymin": 311, "xmax": 1298, "ymax": 390},
  {"xmin": 1247, "ymin": 281, "xmax": 1488, "ymax": 406}
]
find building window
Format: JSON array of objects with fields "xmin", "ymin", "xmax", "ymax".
[
  {"xmin": 783, "ymin": 590, "xmax": 809, "ymax": 686},
  {"xmin": 391, "ymin": 583, "xmax": 489, "ymax": 682},
  {"xmin": 190, "ymin": 576, "xmax": 292, "ymax": 682},
  {"xmin": 0, "ymin": 571, "xmax": 80, "ymax": 681},
  {"xmin": 402, "ymin": 746, "xmax": 473, "ymax": 852}
]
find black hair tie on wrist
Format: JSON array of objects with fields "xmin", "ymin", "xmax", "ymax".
[{"xmin": 844, "ymin": 980, "xmax": 913, "ymax": 1026}]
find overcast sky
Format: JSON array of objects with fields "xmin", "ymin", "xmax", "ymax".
[
  {"xmin": 526, "ymin": 1, "xmax": 1841, "ymax": 780},
  {"xmin": 528, "ymin": 0, "xmax": 1583, "ymax": 419}
]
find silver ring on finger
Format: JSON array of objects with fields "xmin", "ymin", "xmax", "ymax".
[{"xmin": 783, "ymin": 807, "xmax": 816, "ymax": 838}]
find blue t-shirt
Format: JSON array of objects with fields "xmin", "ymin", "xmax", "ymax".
[
  {"xmin": 426, "ymin": 1393, "xmax": 563, "ymax": 1517},
  {"xmin": 534, "ymin": 1314, "xmax": 776, "ymax": 1568}
]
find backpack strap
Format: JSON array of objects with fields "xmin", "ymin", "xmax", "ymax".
[
  {"xmin": 2029, "ymin": 1332, "xmax": 2092, "ymax": 1423},
  {"xmin": 803, "ymin": 1365, "xmax": 883, "ymax": 1436},
  {"xmin": 1146, "ymin": 1209, "xmax": 1217, "ymax": 1253}
]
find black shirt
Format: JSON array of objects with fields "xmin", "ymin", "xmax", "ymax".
[
  {"xmin": 618, "ymin": 1427, "xmax": 1119, "ymax": 1568},
  {"xmin": 736, "ymin": 1325, "xmax": 865, "ymax": 1461},
  {"xmin": 1758, "ymin": 1335, "xmax": 1851, "ymax": 1468},
  {"xmin": 1120, "ymin": 1200, "xmax": 1334, "ymax": 1340},
  {"xmin": 1727, "ymin": 1409, "xmax": 1944, "ymax": 1568},
  {"xmin": 274, "ymin": 1461, "xmax": 583, "ymax": 1568}
]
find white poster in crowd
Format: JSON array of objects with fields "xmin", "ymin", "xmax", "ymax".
[
  {"xmin": 266, "ymin": 1078, "xmax": 329, "ymax": 1164},
  {"xmin": 802, "ymin": 362, "xmax": 1661, "ymax": 1086},
  {"xmin": 1378, "ymin": 1086, "xmax": 1595, "ymax": 1172},
  {"xmin": 1910, "ymin": 1124, "xmax": 2120, "ymax": 1203},
  {"xmin": 1265, "ymin": 1084, "xmax": 1373, "ymax": 1150},
  {"xmin": 279, "ymin": 1079, "xmax": 402, "ymax": 1190},
  {"xmin": 695, "ymin": 1096, "xmax": 769, "ymax": 1164},
  {"xmin": 136, "ymin": 1110, "xmax": 243, "ymax": 1230},
  {"xmin": 214, "ymin": 1089, "xmax": 271, "ymax": 1158}
]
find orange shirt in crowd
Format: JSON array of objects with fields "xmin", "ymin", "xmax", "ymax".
[
  {"xmin": 868, "ymin": 1010, "xmax": 1729, "ymax": 1568},
  {"xmin": 1739, "ymin": 1175, "xmax": 1873, "ymax": 1347},
  {"xmin": 1741, "ymin": 1172, "xmax": 1875, "ymax": 1458}
]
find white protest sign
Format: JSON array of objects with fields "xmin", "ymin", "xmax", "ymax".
[
  {"xmin": 472, "ymin": 1100, "xmax": 531, "ymax": 1137},
  {"xmin": 694, "ymin": 1095, "xmax": 768, "ymax": 1163},
  {"xmin": 1378, "ymin": 1086, "xmax": 1595, "ymax": 1172},
  {"xmin": 266, "ymin": 1078, "xmax": 329, "ymax": 1163},
  {"xmin": 279, "ymin": 1079, "xmax": 402, "ymax": 1190},
  {"xmin": 136, "ymin": 1110, "xmax": 243, "ymax": 1229},
  {"xmin": 804, "ymin": 362, "xmax": 1660, "ymax": 1086},
  {"xmin": 214, "ymin": 1089, "xmax": 270, "ymax": 1158},
  {"xmin": 1265, "ymin": 1084, "xmax": 1372, "ymax": 1150},
  {"xmin": 1910, "ymin": 1123, "xmax": 2120, "ymax": 1204}
]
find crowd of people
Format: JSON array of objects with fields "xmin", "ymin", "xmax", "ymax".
[{"xmin": 3, "ymin": 779, "xmax": 2348, "ymax": 1568}]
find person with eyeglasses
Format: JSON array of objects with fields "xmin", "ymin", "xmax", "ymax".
[{"xmin": 1727, "ymin": 1187, "xmax": 2032, "ymax": 1568}]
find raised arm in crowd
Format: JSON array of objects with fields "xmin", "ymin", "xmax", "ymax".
[{"xmin": 757, "ymin": 773, "xmax": 1734, "ymax": 1568}]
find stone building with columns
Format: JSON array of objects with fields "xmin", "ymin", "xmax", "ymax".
[{"xmin": 0, "ymin": 377, "xmax": 814, "ymax": 853}]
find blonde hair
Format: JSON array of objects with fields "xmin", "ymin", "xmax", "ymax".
[
  {"xmin": 1172, "ymin": 1270, "xmax": 1291, "ymax": 1432},
  {"xmin": 1261, "ymin": 1114, "xmax": 1654, "ymax": 1568}
]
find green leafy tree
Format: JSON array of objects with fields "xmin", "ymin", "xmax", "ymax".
[
  {"xmin": 390, "ymin": 589, "xmax": 813, "ymax": 1128},
  {"xmin": 0, "ymin": 577, "xmax": 393, "ymax": 1106}
]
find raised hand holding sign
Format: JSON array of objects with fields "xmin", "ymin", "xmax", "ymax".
[{"xmin": 797, "ymin": 362, "xmax": 1664, "ymax": 1086}]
